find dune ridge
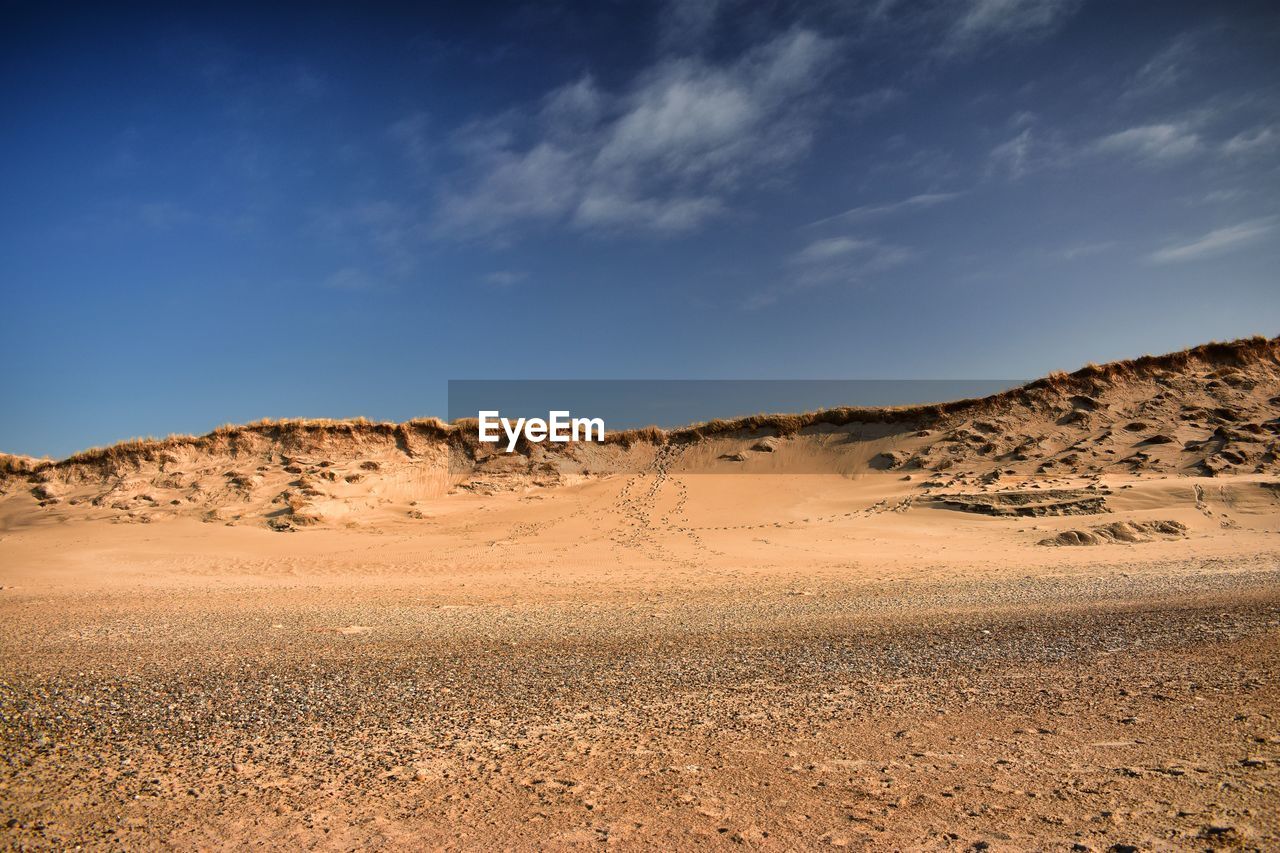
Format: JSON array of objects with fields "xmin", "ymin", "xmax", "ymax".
[
  {"xmin": 2, "ymin": 334, "xmax": 1277, "ymax": 530},
  {"xmin": 5, "ymin": 335, "xmax": 1277, "ymax": 466}
]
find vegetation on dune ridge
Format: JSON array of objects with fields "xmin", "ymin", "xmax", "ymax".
[
  {"xmin": 2, "ymin": 335, "xmax": 1276, "ymax": 474},
  {"xmin": 51, "ymin": 417, "xmax": 457, "ymax": 467},
  {"xmin": 0, "ymin": 454, "xmax": 48, "ymax": 476}
]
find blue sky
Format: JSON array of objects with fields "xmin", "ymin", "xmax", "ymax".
[{"xmin": 2, "ymin": 0, "xmax": 1278, "ymax": 458}]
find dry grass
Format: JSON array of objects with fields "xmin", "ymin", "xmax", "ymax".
[
  {"xmin": 592, "ymin": 335, "xmax": 1279, "ymax": 444},
  {"xmin": 0, "ymin": 454, "xmax": 51, "ymax": 476},
  {"xmin": 57, "ymin": 418, "xmax": 457, "ymax": 468},
  {"xmin": 602, "ymin": 425, "xmax": 666, "ymax": 448},
  {"xmin": 7, "ymin": 335, "xmax": 1276, "ymax": 473}
]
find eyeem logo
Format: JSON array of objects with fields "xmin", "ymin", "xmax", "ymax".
[{"xmin": 477, "ymin": 411, "xmax": 606, "ymax": 452}]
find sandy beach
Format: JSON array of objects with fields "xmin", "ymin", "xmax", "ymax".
[{"xmin": 3, "ymin": 339, "xmax": 1279, "ymax": 849}]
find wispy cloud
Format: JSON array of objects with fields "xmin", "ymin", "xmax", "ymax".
[
  {"xmin": 985, "ymin": 110, "xmax": 1074, "ymax": 180},
  {"xmin": 804, "ymin": 191, "xmax": 962, "ymax": 228},
  {"xmin": 988, "ymin": 127, "xmax": 1038, "ymax": 178},
  {"xmin": 943, "ymin": 0, "xmax": 1080, "ymax": 55},
  {"xmin": 1202, "ymin": 188, "xmax": 1250, "ymax": 205},
  {"xmin": 435, "ymin": 28, "xmax": 839, "ymax": 241},
  {"xmin": 991, "ymin": 114, "xmax": 1218, "ymax": 179},
  {"xmin": 847, "ymin": 86, "xmax": 905, "ymax": 118},
  {"xmin": 1094, "ymin": 123, "xmax": 1200, "ymax": 163},
  {"xmin": 1051, "ymin": 241, "xmax": 1118, "ymax": 261},
  {"xmin": 745, "ymin": 234, "xmax": 914, "ymax": 309},
  {"xmin": 1148, "ymin": 217, "xmax": 1276, "ymax": 264},
  {"xmin": 1222, "ymin": 125, "xmax": 1278, "ymax": 158},
  {"xmin": 790, "ymin": 236, "xmax": 878, "ymax": 264},
  {"xmin": 742, "ymin": 292, "xmax": 783, "ymax": 311},
  {"xmin": 1124, "ymin": 32, "xmax": 1198, "ymax": 99}
]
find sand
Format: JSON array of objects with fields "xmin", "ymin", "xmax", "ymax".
[{"xmin": 1, "ymin": 337, "xmax": 1278, "ymax": 849}]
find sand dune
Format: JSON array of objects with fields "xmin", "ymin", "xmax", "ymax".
[
  {"xmin": 3, "ymin": 336, "xmax": 1278, "ymax": 532},
  {"xmin": 1, "ymin": 337, "xmax": 1278, "ymax": 849}
]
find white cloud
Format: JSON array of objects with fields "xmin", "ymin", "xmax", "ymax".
[
  {"xmin": 805, "ymin": 191, "xmax": 962, "ymax": 228},
  {"xmin": 791, "ymin": 236, "xmax": 877, "ymax": 264},
  {"xmin": 847, "ymin": 86, "xmax": 904, "ymax": 118},
  {"xmin": 823, "ymin": 0, "xmax": 1081, "ymax": 59},
  {"xmin": 991, "ymin": 117, "xmax": 1204, "ymax": 179},
  {"xmin": 539, "ymin": 76, "xmax": 605, "ymax": 139},
  {"xmin": 574, "ymin": 194, "xmax": 724, "ymax": 232},
  {"xmin": 742, "ymin": 290, "xmax": 783, "ymax": 311},
  {"xmin": 1095, "ymin": 123, "xmax": 1200, "ymax": 163},
  {"xmin": 988, "ymin": 127, "xmax": 1036, "ymax": 178},
  {"xmin": 1148, "ymin": 218, "xmax": 1275, "ymax": 264},
  {"xmin": 439, "ymin": 143, "xmax": 580, "ymax": 232},
  {"xmin": 1202, "ymin": 188, "xmax": 1249, "ymax": 204},
  {"xmin": 1222, "ymin": 125, "xmax": 1278, "ymax": 158},
  {"xmin": 434, "ymin": 28, "xmax": 838, "ymax": 240},
  {"xmin": 809, "ymin": 240, "xmax": 913, "ymax": 279},
  {"xmin": 1125, "ymin": 33, "xmax": 1197, "ymax": 99},
  {"xmin": 1051, "ymin": 241, "xmax": 1117, "ymax": 261},
  {"xmin": 1008, "ymin": 110, "xmax": 1036, "ymax": 129},
  {"xmin": 944, "ymin": 0, "xmax": 1079, "ymax": 55},
  {"xmin": 986, "ymin": 114, "xmax": 1074, "ymax": 180},
  {"xmin": 746, "ymin": 235, "xmax": 914, "ymax": 308}
]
